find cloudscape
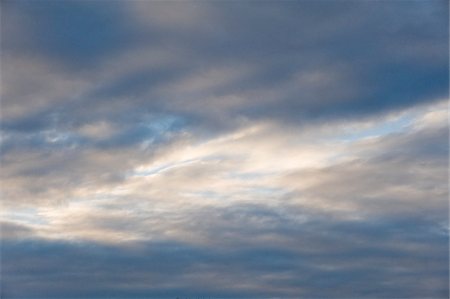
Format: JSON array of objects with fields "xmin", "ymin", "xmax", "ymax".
[{"xmin": 1, "ymin": 1, "xmax": 449, "ymax": 298}]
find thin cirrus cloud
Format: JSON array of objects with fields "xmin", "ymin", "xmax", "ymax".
[{"xmin": 0, "ymin": 0, "xmax": 448, "ymax": 298}]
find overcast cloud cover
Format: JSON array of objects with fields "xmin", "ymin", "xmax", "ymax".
[{"xmin": 1, "ymin": 1, "xmax": 449, "ymax": 298}]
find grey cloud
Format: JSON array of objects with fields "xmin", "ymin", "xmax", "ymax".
[
  {"xmin": 1, "ymin": 146, "xmax": 145, "ymax": 206},
  {"xmin": 2, "ymin": 206, "xmax": 448, "ymax": 298},
  {"xmin": 2, "ymin": 1, "xmax": 448, "ymax": 138},
  {"xmin": 1, "ymin": 221, "xmax": 35, "ymax": 240},
  {"xmin": 4, "ymin": 121, "xmax": 447, "ymax": 297},
  {"xmin": 282, "ymin": 123, "xmax": 448, "ymax": 222},
  {"xmin": 1, "ymin": 0, "xmax": 132, "ymax": 70},
  {"xmin": 1, "ymin": 1, "xmax": 448, "ymax": 298}
]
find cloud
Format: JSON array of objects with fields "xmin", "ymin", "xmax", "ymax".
[
  {"xmin": 2, "ymin": 101, "xmax": 446, "ymax": 243},
  {"xmin": 1, "ymin": 1, "xmax": 448, "ymax": 298},
  {"xmin": 1, "ymin": 0, "xmax": 131, "ymax": 69},
  {"xmin": 2, "ymin": 208, "xmax": 448, "ymax": 298},
  {"xmin": 2, "ymin": 1, "xmax": 448, "ymax": 136},
  {"xmin": 2, "ymin": 105, "xmax": 448, "ymax": 296}
]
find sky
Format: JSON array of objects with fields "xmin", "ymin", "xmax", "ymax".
[{"xmin": 0, "ymin": 1, "xmax": 449, "ymax": 298}]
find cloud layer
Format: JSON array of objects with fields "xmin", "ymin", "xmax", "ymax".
[{"xmin": 1, "ymin": 1, "xmax": 448, "ymax": 298}]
